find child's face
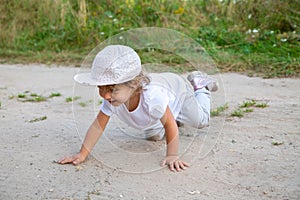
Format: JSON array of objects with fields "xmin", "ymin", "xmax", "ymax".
[{"xmin": 98, "ymin": 84, "xmax": 136, "ymax": 106}]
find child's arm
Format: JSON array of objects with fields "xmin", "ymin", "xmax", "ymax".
[
  {"xmin": 58, "ymin": 111, "xmax": 110, "ymax": 165},
  {"xmin": 160, "ymin": 106, "xmax": 189, "ymax": 172}
]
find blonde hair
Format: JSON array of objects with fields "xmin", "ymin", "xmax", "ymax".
[
  {"xmin": 122, "ymin": 72, "xmax": 150, "ymax": 93},
  {"xmin": 98, "ymin": 72, "xmax": 150, "ymax": 93}
]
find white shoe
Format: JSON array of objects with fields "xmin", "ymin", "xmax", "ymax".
[{"xmin": 187, "ymin": 71, "xmax": 218, "ymax": 92}]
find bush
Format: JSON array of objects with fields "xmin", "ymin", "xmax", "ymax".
[{"xmin": 0, "ymin": 0, "xmax": 299, "ymax": 77}]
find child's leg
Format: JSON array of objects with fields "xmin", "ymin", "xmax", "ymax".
[
  {"xmin": 194, "ymin": 88, "xmax": 211, "ymax": 125},
  {"xmin": 177, "ymin": 88, "xmax": 211, "ymax": 128},
  {"xmin": 177, "ymin": 71, "xmax": 217, "ymax": 128}
]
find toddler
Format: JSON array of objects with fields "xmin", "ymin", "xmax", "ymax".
[{"xmin": 59, "ymin": 45, "xmax": 218, "ymax": 172}]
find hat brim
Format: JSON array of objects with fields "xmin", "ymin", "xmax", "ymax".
[
  {"xmin": 74, "ymin": 73, "xmax": 96, "ymax": 86},
  {"xmin": 74, "ymin": 73, "xmax": 116, "ymax": 86}
]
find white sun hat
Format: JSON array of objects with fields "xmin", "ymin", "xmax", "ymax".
[{"xmin": 74, "ymin": 45, "xmax": 142, "ymax": 86}]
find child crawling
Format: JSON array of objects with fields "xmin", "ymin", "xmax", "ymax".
[{"xmin": 59, "ymin": 45, "xmax": 218, "ymax": 172}]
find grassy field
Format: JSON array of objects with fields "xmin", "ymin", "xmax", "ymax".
[{"xmin": 0, "ymin": 0, "xmax": 299, "ymax": 77}]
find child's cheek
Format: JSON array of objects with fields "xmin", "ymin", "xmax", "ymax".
[{"xmin": 118, "ymin": 96, "xmax": 126, "ymax": 102}]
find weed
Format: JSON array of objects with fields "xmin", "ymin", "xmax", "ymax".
[
  {"xmin": 74, "ymin": 96, "xmax": 81, "ymax": 101},
  {"xmin": 65, "ymin": 96, "xmax": 81, "ymax": 102},
  {"xmin": 231, "ymin": 109, "xmax": 244, "ymax": 117},
  {"xmin": 18, "ymin": 94, "xmax": 26, "ymax": 98},
  {"xmin": 87, "ymin": 190, "xmax": 101, "ymax": 199},
  {"xmin": 31, "ymin": 134, "xmax": 40, "ymax": 138},
  {"xmin": 29, "ymin": 116, "xmax": 47, "ymax": 123},
  {"xmin": 272, "ymin": 141, "xmax": 284, "ymax": 146},
  {"xmin": 26, "ymin": 95, "xmax": 47, "ymax": 102},
  {"xmin": 244, "ymin": 108, "xmax": 254, "ymax": 113},
  {"xmin": 49, "ymin": 92, "xmax": 62, "ymax": 98},
  {"xmin": 239, "ymin": 100, "xmax": 256, "ymax": 108},
  {"xmin": 79, "ymin": 102, "xmax": 87, "ymax": 107},
  {"xmin": 65, "ymin": 97, "xmax": 72, "ymax": 102},
  {"xmin": 16, "ymin": 91, "xmax": 54, "ymax": 102},
  {"xmin": 255, "ymin": 103, "xmax": 268, "ymax": 108},
  {"xmin": 30, "ymin": 93, "xmax": 38, "ymax": 97},
  {"xmin": 230, "ymin": 99, "xmax": 268, "ymax": 118},
  {"xmin": 211, "ymin": 103, "xmax": 229, "ymax": 117},
  {"xmin": 78, "ymin": 99, "xmax": 93, "ymax": 107}
]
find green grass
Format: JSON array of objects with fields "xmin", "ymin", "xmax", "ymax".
[
  {"xmin": 49, "ymin": 92, "xmax": 62, "ymax": 98},
  {"xmin": 65, "ymin": 96, "xmax": 81, "ymax": 102},
  {"xmin": 18, "ymin": 94, "xmax": 27, "ymax": 98},
  {"xmin": 272, "ymin": 141, "xmax": 284, "ymax": 146},
  {"xmin": 239, "ymin": 100, "xmax": 256, "ymax": 108},
  {"xmin": 30, "ymin": 93, "xmax": 38, "ymax": 97},
  {"xmin": 0, "ymin": 0, "xmax": 299, "ymax": 77},
  {"xmin": 231, "ymin": 109, "xmax": 244, "ymax": 117},
  {"xmin": 17, "ymin": 92, "xmax": 47, "ymax": 102},
  {"xmin": 29, "ymin": 116, "xmax": 47, "ymax": 123},
  {"xmin": 244, "ymin": 108, "xmax": 254, "ymax": 113},
  {"xmin": 78, "ymin": 99, "xmax": 93, "ymax": 107},
  {"xmin": 211, "ymin": 103, "xmax": 229, "ymax": 117},
  {"xmin": 15, "ymin": 91, "xmax": 62, "ymax": 102},
  {"xmin": 255, "ymin": 103, "xmax": 268, "ymax": 108},
  {"xmin": 65, "ymin": 97, "xmax": 72, "ymax": 102},
  {"xmin": 79, "ymin": 102, "xmax": 87, "ymax": 107},
  {"xmin": 231, "ymin": 99, "xmax": 269, "ymax": 118},
  {"xmin": 27, "ymin": 95, "xmax": 47, "ymax": 102},
  {"xmin": 239, "ymin": 99, "xmax": 269, "ymax": 109}
]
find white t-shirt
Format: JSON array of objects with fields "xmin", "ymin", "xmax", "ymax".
[{"xmin": 101, "ymin": 73, "xmax": 192, "ymax": 131}]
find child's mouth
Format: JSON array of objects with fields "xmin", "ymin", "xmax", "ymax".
[{"xmin": 109, "ymin": 100, "xmax": 116, "ymax": 104}]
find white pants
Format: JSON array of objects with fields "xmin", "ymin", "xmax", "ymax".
[{"xmin": 177, "ymin": 87, "xmax": 211, "ymax": 128}]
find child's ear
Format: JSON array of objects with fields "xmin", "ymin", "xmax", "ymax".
[{"xmin": 135, "ymin": 80, "xmax": 140, "ymax": 87}]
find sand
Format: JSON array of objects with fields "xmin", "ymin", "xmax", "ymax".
[{"xmin": 0, "ymin": 64, "xmax": 299, "ymax": 200}]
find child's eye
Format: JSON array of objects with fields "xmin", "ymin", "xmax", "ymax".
[
  {"xmin": 112, "ymin": 88, "xmax": 119, "ymax": 93},
  {"xmin": 98, "ymin": 85, "xmax": 116, "ymax": 93}
]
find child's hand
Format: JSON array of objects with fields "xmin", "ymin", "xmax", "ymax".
[
  {"xmin": 58, "ymin": 153, "xmax": 86, "ymax": 165},
  {"xmin": 161, "ymin": 155, "xmax": 189, "ymax": 172}
]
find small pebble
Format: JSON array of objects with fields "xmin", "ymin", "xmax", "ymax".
[
  {"xmin": 188, "ymin": 190, "xmax": 201, "ymax": 195},
  {"xmin": 76, "ymin": 165, "xmax": 83, "ymax": 171}
]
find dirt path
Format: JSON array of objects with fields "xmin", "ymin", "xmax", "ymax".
[{"xmin": 0, "ymin": 64, "xmax": 299, "ymax": 200}]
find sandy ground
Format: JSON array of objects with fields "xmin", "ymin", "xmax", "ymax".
[{"xmin": 0, "ymin": 64, "xmax": 299, "ymax": 200}]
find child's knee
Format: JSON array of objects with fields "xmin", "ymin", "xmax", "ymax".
[
  {"xmin": 196, "ymin": 121, "xmax": 209, "ymax": 129},
  {"xmin": 191, "ymin": 114, "xmax": 210, "ymax": 129}
]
